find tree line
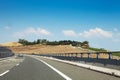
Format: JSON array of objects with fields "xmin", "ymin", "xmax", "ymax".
[{"xmin": 18, "ymin": 39, "xmax": 89, "ymax": 48}]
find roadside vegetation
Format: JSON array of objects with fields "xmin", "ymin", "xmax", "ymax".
[
  {"xmin": 112, "ymin": 53, "xmax": 120, "ymax": 57},
  {"xmin": 18, "ymin": 39, "xmax": 89, "ymax": 48},
  {"xmin": 18, "ymin": 39, "xmax": 120, "ymax": 57},
  {"xmin": 89, "ymin": 47, "xmax": 107, "ymax": 52},
  {"xmin": 89, "ymin": 47, "xmax": 120, "ymax": 57}
]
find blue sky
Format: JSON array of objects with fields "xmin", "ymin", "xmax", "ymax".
[{"xmin": 0, "ymin": 0, "xmax": 120, "ymax": 50}]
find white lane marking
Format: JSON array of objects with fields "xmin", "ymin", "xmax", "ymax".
[
  {"xmin": 16, "ymin": 63, "xmax": 20, "ymax": 66},
  {"xmin": 36, "ymin": 58, "xmax": 72, "ymax": 80},
  {"xmin": 0, "ymin": 70, "xmax": 9, "ymax": 76}
]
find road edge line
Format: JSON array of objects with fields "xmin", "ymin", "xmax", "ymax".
[
  {"xmin": 35, "ymin": 57, "xmax": 72, "ymax": 80},
  {"xmin": 0, "ymin": 70, "xmax": 9, "ymax": 77},
  {"xmin": 41, "ymin": 56, "xmax": 120, "ymax": 77}
]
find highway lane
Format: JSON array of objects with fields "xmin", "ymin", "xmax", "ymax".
[
  {"xmin": 0, "ymin": 55, "xmax": 120, "ymax": 80},
  {"xmin": 0, "ymin": 56, "xmax": 65, "ymax": 80},
  {"xmin": 0, "ymin": 56, "xmax": 23, "ymax": 74},
  {"xmin": 34, "ymin": 56, "xmax": 120, "ymax": 80}
]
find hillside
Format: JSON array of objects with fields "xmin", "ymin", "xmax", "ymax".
[
  {"xmin": 0, "ymin": 42, "xmax": 22, "ymax": 47},
  {"xmin": 0, "ymin": 41, "xmax": 119, "ymax": 59},
  {"xmin": 7, "ymin": 44, "xmax": 119, "ymax": 59},
  {"xmin": 8, "ymin": 44, "xmax": 82, "ymax": 54}
]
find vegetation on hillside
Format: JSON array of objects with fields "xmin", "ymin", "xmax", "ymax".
[
  {"xmin": 112, "ymin": 53, "xmax": 120, "ymax": 57},
  {"xmin": 89, "ymin": 47, "xmax": 107, "ymax": 52},
  {"xmin": 18, "ymin": 39, "xmax": 89, "ymax": 48}
]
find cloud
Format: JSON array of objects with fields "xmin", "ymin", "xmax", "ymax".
[
  {"xmin": 37, "ymin": 28, "xmax": 51, "ymax": 35},
  {"xmin": 112, "ymin": 32, "xmax": 120, "ymax": 43},
  {"xmin": 113, "ymin": 28, "xmax": 118, "ymax": 32},
  {"xmin": 61, "ymin": 27, "xmax": 120, "ymax": 50},
  {"xmin": 13, "ymin": 27, "xmax": 52, "ymax": 37},
  {"xmin": 4, "ymin": 26, "xmax": 11, "ymax": 30},
  {"xmin": 113, "ymin": 39, "xmax": 120, "ymax": 42},
  {"xmin": 62, "ymin": 30, "xmax": 77, "ymax": 37},
  {"xmin": 62, "ymin": 28, "xmax": 113, "ymax": 38},
  {"xmin": 79, "ymin": 27, "xmax": 113, "ymax": 38}
]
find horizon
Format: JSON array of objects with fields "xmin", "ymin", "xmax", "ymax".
[{"xmin": 0, "ymin": 0, "xmax": 120, "ymax": 50}]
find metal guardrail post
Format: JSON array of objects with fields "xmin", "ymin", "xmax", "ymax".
[
  {"xmin": 108, "ymin": 52, "xmax": 112, "ymax": 59},
  {"xmin": 88, "ymin": 53, "xmax": 91, "ymax": 58},
  {"xmin": 65, "ymin": 53, "xmax": 67, "ymax": 57},
  {"xmin": 68, "ymin": 53, "xmax": 70, "ymax": 57},
  {"xmin": 96, "ymin": 52, "xmax": 100, "ymax": 59},
  {"xmin": 75, "ymin": 53, "xmax": 77, "ymax": 57},
  {"xmin": 71, "ymin": 53, "xmax": 73, "ymax": 57},
  {"xmin": 81, "ymin": 53, "xmax": 83, "ymax": 58}
]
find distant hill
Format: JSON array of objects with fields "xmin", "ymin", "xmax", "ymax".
[
  {"xmin": 8, "ymin": 44, "xmax": 82, "ymax": 54},
  {"xmin": 0, "ymin": 42, "xmax": 22, "ymax": 47}
]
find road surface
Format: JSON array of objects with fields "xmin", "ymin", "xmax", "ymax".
[
  {"xmin": 0, "ymin": 55, "xmax": 120, "ymax": 80},
  {"xmin": 0, "ymin": 56, "xmax": 65, "ymax": 80}
]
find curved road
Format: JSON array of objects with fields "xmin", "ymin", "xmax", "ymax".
[{"xmin": 0, "ymin": 55, "xmax": 120, "ymax": 80}]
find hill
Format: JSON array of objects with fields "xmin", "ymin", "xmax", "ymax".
[
  {"xmin": 0, "ymin": 42, "xmax": 22, "ymax": 47},
  {"xmin": 0, "ymin": 43, "xmax": 118, "ymax": 60},
  {"xmin": 8, "ymin": 44, "xmax": 82, "ymax": 54}
]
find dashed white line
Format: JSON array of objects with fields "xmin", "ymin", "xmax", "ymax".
[
  {"xmin": 36, "ymin": 58, "xmax": 72, "ymax": 80},
  {"xmin": 0, "ymin": 70, "xmax": 9, "ymax": 76}
]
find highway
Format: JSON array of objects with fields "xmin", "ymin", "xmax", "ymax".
[{"xmin": 0, "ymin": 55, "xmax": 120, "ymax": 80}]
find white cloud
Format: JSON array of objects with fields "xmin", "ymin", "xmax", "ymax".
[
  {"xmin": 113, "ymin": 39, "xmax": 120, "ymax": 42},
  {"xmin": 62, "ymin": 30, "xmax": 77, "ymax": 37},
  {"xmin": 79, "ymin": 27, "xmax": 113, "ymax": 38},
  {"xmin": 13, "ymin": 27, "xmax": 52, "ymax": 37},
  {"xmin": 4, "ymin": 26, "xmax": 11, "ymax": 30},
  {"xmin": 62, "ymin": 28, "xmax": 113, "ymax": 38},
  {"xmin": 113, "ymin": 28, "xmax": 118, "ymax": 32},
  {"xmin": 37, "ymin": 28, "xmax": 51, "ymax": 35}
]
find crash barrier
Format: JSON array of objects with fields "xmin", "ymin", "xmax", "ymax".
[
  {"xmin": 0, "ymin": 52, "xmax": 14, "ymax": 58},
  {"xmin": 37, "ymin": 51, "xmax": 120, "ymax": 70},
  {"xmin": 0, "ymin": 46, "xmax": 14, "ymax": 58}
]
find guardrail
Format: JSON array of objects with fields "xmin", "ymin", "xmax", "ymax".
[
  {"xmin": 0, "ymin": 52, "xmax": 14, "ymax": 58},
  {"xmin": 36, "ymin": 51, "xmax": 120, "ymax": 70},
  {"xmin": 39, "ymin": 51, "xmax": 120, "ymax": 60}
]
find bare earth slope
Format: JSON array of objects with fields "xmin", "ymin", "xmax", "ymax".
[
  {"xmin": 0, "ymin": 42, "xmax": 22, "ymax": 47},
  {"xmin": 8, "ymin": 44, "xmax": 82, "ymax": 54},
  {"xmin": 1, "ymin": 42, "xmax": 119, "ymax": 59}
]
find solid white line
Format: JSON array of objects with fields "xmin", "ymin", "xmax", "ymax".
[
  {"xmin": 0, "ymin": 70, "xmax": 9, "ymax": 76},
  {"xmin": 36, "ymin": 58, "xmax": 72, "ymax": 80}
]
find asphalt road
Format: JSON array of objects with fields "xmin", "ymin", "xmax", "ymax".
[
  {"xmin": 0, "ymin": 56, "xmax": 65, "ymax": 80},
  {"xmin": 0, "ymin": 56, "xmax": 23, "ymax": 74},
  {"xmin": 0, "ymin": 55, "xmax": 120, "ymax": 80},
  {"xmin": 35, "ymin": 56, "xmax": 120, "ymax": 80}
]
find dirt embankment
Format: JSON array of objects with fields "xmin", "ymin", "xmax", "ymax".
[
  {"xmin": 6, "ymin": 44, "xmax": 119, "ymax": 59},
  {"xmin": 0, "ymin": 42, "xmax": 22, "ymax": 47},
  {"xmin": 1, "ymin": 42, "xmax": 119, "ymax": 59},
  {"xmin": 7, "ymin": 44, "xmax": 82, "ymax": 54}
]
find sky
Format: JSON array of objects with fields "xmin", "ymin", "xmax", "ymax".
[{"xmin": 0, "ymin": 0, "xmax": 120, "ymax": 50}]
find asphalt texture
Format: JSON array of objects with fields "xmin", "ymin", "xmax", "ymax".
[
  {"xmin": 0, "ymin": 55, "xmax": 120, "ymax": 80},
  {"xmin": 0, "ymin": 56, "xmax": 65, "ymax": 80},
  {"xmin": 35, "ymin": 56, "xmax": 120, "ymax": 80},
  {"xmin": 0, "ymin": 56, "xmax": 23, "ymax": 74}
]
